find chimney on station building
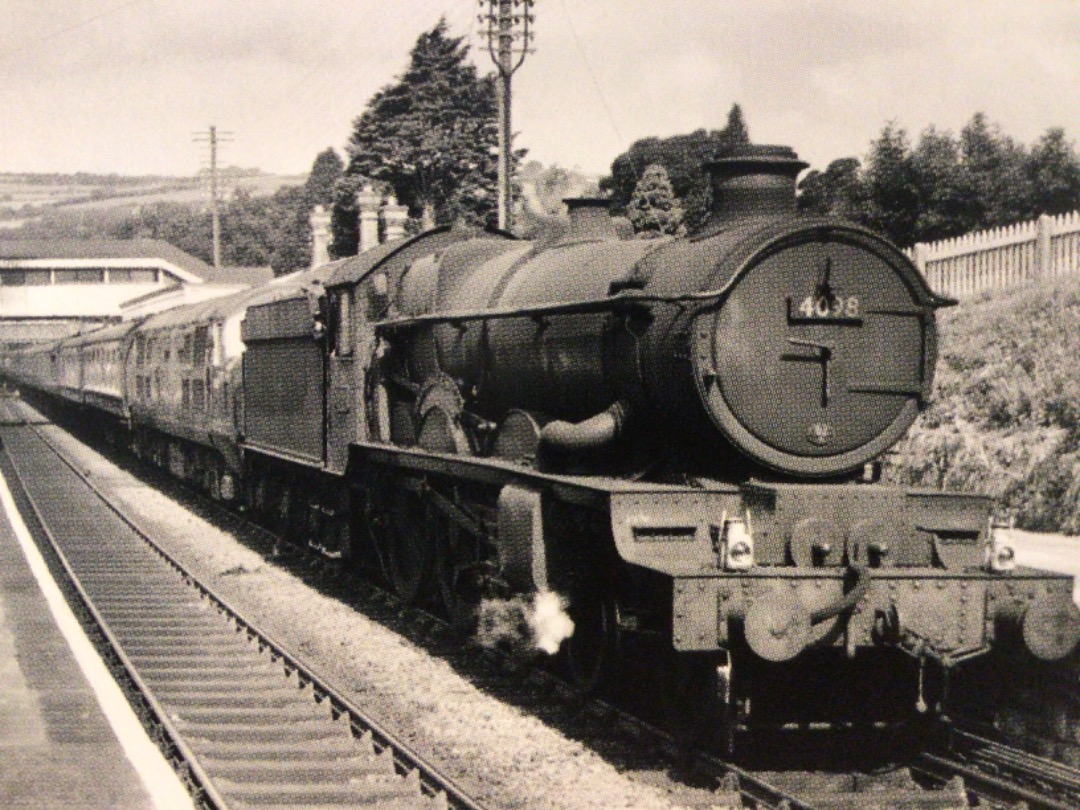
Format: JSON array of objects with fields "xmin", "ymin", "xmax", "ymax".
[
  {"xmin": 380, "ymin": 196, "xmax": 408, "ymax": 243},
  {"xmin": 352, "ymin": 186, "xmax": 412, "ymax": 253},
  {"xmin": 309, "ymin": 205, "xmax": 331, "ymax": 268},
  {"xmin": 356, "ymin": 184, "xmax": 381, "ymax": 253}
]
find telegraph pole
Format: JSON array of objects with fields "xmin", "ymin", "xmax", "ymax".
[
  {"xmin": 479, "ymin": 0, "xmax": 534, "ymax": 231},
  {"xmin": 193, "ymin": 125, "xmax": 234, "ymax": 269}
]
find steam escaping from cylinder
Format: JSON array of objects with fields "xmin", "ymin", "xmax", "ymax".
[
  {"xmin": 529, "ymin": 589, "xmax": 576, "ymax": 654},
  {"xmin": 475, "ymin": 590, "xmax": 575, "ymax": 656}
]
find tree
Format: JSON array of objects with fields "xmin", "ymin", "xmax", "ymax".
[
  {"xmin": 328, "ymin": 175, "xmax": 364, "ymax": 259},
  {"xmin": 723, "ymin": 103, "xmax": 750, "ymax": 145},
  {"xmin": 910, "ymin": 126, "xmax": 973, "ymax": 242},
  {"xmin": 601, "ymin": 103, "xmax": 751, "ymax": 231},
  {"xmin": 117, "ymin": 201, "xmax": 213, "ymax": 261},
  {"xmin": 863, "ymin": 122, "xmax": 921, "ymax": 247},
  {"xmin": 797, "ymin": 157, "xmax": 867, "ymax": 220},
  {"xmin": 13, "ymin": 150, "xmax": 349, "ymax": 275},
  {"xmin": 258, "ymin": 149, "xmax": 347, "ymax": 274},
  {"xmin": 959, "ymin": 112, "xmax": 1033, "ymax": 228},
  {"xmin": 338, "ymin": 19, "xmax": 501, "ymax": 241},
  {"xmin": 267, "ymin": 184, "xmax": 315, "ymax": 274},
  {"xmin": 627, "ymin": 164, "xmax": 683, "ymax": 235},
  {"xmin": 304, "ymin": 148, "xmax": 344, "ymax": 208},
  {"xmin": 1027, "ymin": 128, "xmax": 1080, "ymax": 216},
  {"xmin": 795, "ymin": 114, "xmax": 1080, "ymax": 249}
]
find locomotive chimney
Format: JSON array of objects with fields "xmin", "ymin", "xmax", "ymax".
[
  {"xmin": 704, "ymin": 144, "xmax": 809, "ymax": 221},
  {"xmin": 562, "ymin": 197, "xmax": 617, "ymax": 242}
]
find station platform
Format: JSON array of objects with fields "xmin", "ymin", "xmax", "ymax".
[
  {"xmin": 0, "ymin": 458, "xmax": 191, "ymax": 808},
  {"xmin": 1005, "ymin": 528, "xmax": 1080, "ymax": 607}
]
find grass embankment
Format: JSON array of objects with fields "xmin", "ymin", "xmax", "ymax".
[{"xmin": 885, "ymin": 272, "xmax": 1080, "ymax": 533}]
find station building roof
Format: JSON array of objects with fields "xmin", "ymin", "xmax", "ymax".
[
  {"xmin": 0, "ymin": 238, "xmax": 275, "ymax": 324},
  {"xmin": 0, "ymin": 238, "xmax": 215, "ymax": 282}
]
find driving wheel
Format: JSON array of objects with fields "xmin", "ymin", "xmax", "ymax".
[
  {"xmin": 565, "ymin": 586, "xmax": 622, "ymax": 695},
  {"xmin": 433, "ymin": 512, "xmax": 486, "ymax": 632},
  {"xmin": 373, "ymin": 486, "xmax": 433, "ymax": 604}
]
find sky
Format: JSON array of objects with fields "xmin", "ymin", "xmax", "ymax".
[{"xmin": 3, "ymin": 0, "xmax": 1080, "ymax": 179}]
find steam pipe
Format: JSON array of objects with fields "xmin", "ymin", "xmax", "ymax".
[
  {"xmin": 810, "ymin": 564, "xmax": 871, "ymax": 625},
  {"xmin": 539, "ymin": 400, "xmax": 630, "ymax": 451},
  {"xmin": 742, "ymin": 564, "xmax": 873, "ymax": 662}
]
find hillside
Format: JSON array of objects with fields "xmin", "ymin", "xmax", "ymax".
[
  {"xmin": 885, "ymin": 272, "xmax": 1080, "ymax": 533},
  {"xmin": 0, "ymin": 171, "xmax": 303, "ymax": 223}
]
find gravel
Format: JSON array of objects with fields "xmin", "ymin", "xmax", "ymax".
[{"xmin": 45, "ymin": 423, "xmax": 690, "ymax": 810}]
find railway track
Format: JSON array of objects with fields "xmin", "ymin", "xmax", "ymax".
[
  {"xmin": 8, "ymin": 395, "xmax": 1080, "ymax": 810},
  {"xmin": 913, "ymin": 725, "xmax": 1080, "ymax": 810},
  {"xmin": 194, "ymin": 477, "xmax": 1080, "ymax": 810},
  {"xmin": 0, "ymin": 397, "xmax": 484, "ymax": 810},
  {"xmin": 62, "ymin": 431, "xmax": 957, "ymax": 810},
  {"xmin": 0, "ymin": 395, "xmax": 838, "ymax": 808}
]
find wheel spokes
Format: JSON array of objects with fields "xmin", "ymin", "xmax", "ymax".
[
  {"xmin": 566, "ymin": 590, "xmax": 620, "ymax": 695},
  {"xmin": 374, "ymin": 489, "xmax": 433, "ymax": 604}
]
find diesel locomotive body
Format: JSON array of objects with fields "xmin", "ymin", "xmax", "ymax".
[{"xmin": 5, "ymin": 144, "xmax": 1078, "ymax": 746}]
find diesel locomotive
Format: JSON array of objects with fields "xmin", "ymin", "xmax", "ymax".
[{"xmin": 5, "ymin": 144, "xmax": 1079, "ymax": 748}]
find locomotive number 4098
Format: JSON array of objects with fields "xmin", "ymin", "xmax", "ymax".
[{"xmin": 797, "ymin": 295, "xmax": 859, "ymax": 319}]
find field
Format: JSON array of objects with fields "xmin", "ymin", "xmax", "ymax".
[
  {"xmin": 0, "ymin": 171, "xmax": 304, "ymax": 223},
  {"xmin": 886, "ymin": 271, "xmax": 1080, "ymax": 534}
]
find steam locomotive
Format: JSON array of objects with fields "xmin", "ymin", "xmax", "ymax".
[{"xmin": 6, "ymin": 144, "xmax": 1079, "ymax": 749}]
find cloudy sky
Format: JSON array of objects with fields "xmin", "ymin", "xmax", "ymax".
[{"xmin": 3, "ymin": 0, "xmax": 1080, "ymax": 178}]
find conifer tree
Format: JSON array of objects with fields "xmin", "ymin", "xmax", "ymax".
[
  {"xmin": 627, "ymin": 164, "xmax": 683, "ymax": 235},
  {"xmin": 863, "ymin": 122, "xmax": 921, "ymax": 247},
  {"xmin": 337, "ymin": 19, "xmax": 500, "ymax": 242},
  {"xmin": 959, "ymin": 112, "xmax": 1033, "ymax": 228},
  {"xmin": 601, "ymin": 103, "xmax": 750, "ymax": 230},
  {"xmin": 304, "ymin": 148, "xmax": 344, "ymax": 208},
  {"xmin": 723, "ymin": 103, "xmax": 749, "ymax": 146},
  {"xmin": 1028, "ymin": 128, "xmax": 1080, "ymax": 216}
]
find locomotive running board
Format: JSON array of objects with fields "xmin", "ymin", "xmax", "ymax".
[
  {"xmin": 347, "ymin": 440, "xmax": 701, "ymax": 506},
  {"xmin": 348, "ymin": 440, "xmax": 743, "ymax": 586}
]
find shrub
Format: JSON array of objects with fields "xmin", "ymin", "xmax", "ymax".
[{"xmin": 886, "ymin": 273, "xmax": 1080, "ymax": 532}]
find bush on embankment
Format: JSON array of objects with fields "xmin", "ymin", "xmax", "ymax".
[{"xmin": 884, "ymin": 272, "xmax": 1080, "ymax": 533}]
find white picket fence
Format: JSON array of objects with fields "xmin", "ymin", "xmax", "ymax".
[{"xmin": 908, "ymin": 211, "xmax": 1080, "ymax": 298}]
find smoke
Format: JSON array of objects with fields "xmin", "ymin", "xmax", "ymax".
[{"xmin": 476, "ymin": 589, "xmax": 575, "ymax": 656}]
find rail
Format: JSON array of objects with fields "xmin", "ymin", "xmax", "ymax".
[{"xmin": 0, "ymin": 402, "xmax": 487, "ymax": 810}]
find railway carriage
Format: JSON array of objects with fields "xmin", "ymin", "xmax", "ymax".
[
  {"xmin": 78, "ymin": 320, "xmax": 139, "ymax": 417},
  {"xmin": 126, "ymin": 270, "xmax": 331, "ymax": 499},
  {"xmin": 53, "ymin": 332, "xmax": 87, "ymax": 405},
  {"xmin": 1, "ymin": 339, "xmax": 60, "ymax": 395}
]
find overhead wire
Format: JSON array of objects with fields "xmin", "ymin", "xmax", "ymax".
[
  {"xmin": 0, "ymin": 0, "xmax": 153, "ymax": 62},
  {"xmin": 557, "ymin": 0, "xmax": 622, "ymax": 144}
]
